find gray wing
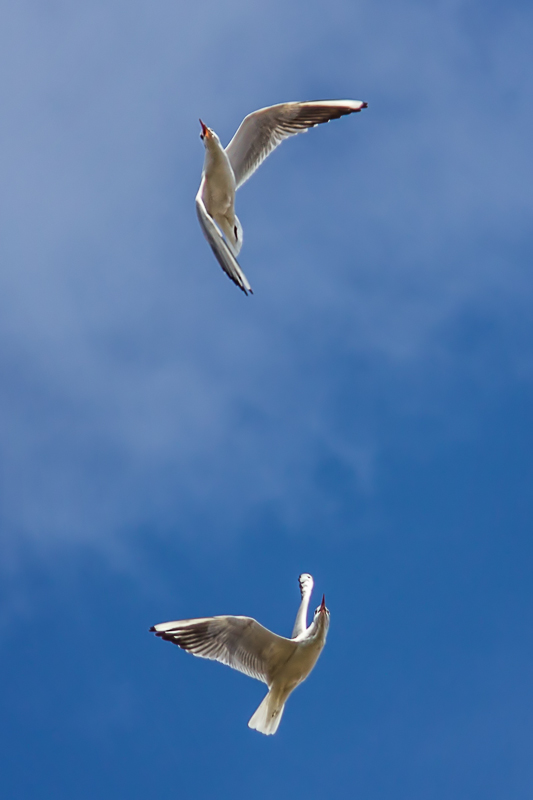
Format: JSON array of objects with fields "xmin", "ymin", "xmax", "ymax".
[
  {"xmin": 225, "ymin": 100, "xmax": 367, "ymax": 190},
  {"xmin": 195, "ymin": 194, "xmax": 252, "ymax": 295},
  {"xmin": 151, "ymin": 615, "xmax": 297, "ymax": 685}
]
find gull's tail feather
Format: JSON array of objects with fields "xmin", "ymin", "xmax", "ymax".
[{"xmin": 248, "ymin": 690, "xmax": 285, "ymax": 736}]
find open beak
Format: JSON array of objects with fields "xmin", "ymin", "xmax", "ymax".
[
  {"xmin": 199, "ymin": 119, "xmax": 209, "ymax": 140},
  {"xmin": 320, "ymin": 594, "xmax": 326, "ymax": 612}
]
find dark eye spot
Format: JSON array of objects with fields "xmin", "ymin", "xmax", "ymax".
[{"xmin": 234, "ymin": 225, "xmax": 238, "ymax": 239}]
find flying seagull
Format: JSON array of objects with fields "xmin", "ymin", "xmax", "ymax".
[
  {"xmin": 150, "ymin": 573, "xmax": 330, "ymax": 735},
  {"xmin": 195, "ymin": 99, "xmax": 368, "ymax": 294}
]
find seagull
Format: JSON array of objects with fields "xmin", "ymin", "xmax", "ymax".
[
  {"xmin": 195, "ymin": 99, "xmax": 368, "ymax": 294},
  {"xmin": 150, "ymin": 573, "xmax": 330, "ymax": 735}
]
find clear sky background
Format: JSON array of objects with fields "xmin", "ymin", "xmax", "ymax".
[{"xmin": 1, "ymin": 1, "xmax": 532, "ymax": 798}]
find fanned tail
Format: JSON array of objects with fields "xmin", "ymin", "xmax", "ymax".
[{"xmin": 248, "ymin": 690, "xmax": 285, "ymax": 736}]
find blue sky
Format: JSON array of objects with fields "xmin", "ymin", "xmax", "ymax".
[{"xmin": 1, "ymin": 0, "xmax": 532, "ymax": 797}]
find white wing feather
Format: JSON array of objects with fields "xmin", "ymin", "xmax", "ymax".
[
  {"xmin": 225, "ymin": 100, "xmax": 367, "ymax": 189},
  {"xmin": 151, "ymin": 615, "xmax": 297, "ymax": 685},
  {"xmin": 195, "ymin": 194, "xmax": 252, "ymax": 295}
]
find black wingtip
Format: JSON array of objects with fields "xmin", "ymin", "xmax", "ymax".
[
  {"xmin": 149, "ymin": 626, "xmax": 156, "ymax": 632},
  {"xmin": 362, "ymin": 101, "xmax": 368, "ymax": 109}
]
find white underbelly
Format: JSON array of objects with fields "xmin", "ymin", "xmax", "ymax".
[
  {"xmin": 278, "ymin": 642, "xmax": 323, "ymax": 688},
  {"xmin": 202, "ymin": 162, "xmax": 235, "ymax": 218}
]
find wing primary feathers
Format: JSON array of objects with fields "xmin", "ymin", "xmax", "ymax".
[
  {"xmin": 150, "ymin": 615, "xmax": 298, "ymax": 684},
  {"xmin": 225, "ymin": 99, "xmax": 368, "ymax": 188},
  {"xmin": 195, "ymin": 196, "xmax": 253, "ymax": 295}
]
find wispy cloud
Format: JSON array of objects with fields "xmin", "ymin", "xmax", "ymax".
[{"xmin": 0, "ymin": 0, "xmax": 531, "ymax": 554}]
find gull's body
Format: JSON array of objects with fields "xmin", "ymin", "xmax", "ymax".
[
  {"xmin": 150, "ymin": 573, "xmax": 329, "ymax": 735},
  {"xmin": 195, "ymin": 99, "xmax": 368, "ymax": 294}
]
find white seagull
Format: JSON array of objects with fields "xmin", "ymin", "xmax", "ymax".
[
  {"xmin": 195, "ymin": 99, "xmax": 368, "ymax": 294},
  {"xmin": 150, "ymin": 573, "xmax": 330, "ymax": 735}
]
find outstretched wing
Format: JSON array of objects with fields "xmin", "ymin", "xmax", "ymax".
[
  {"xmin": 195, "ymin": 194, "xmax": 252, "ymax": 295},
  {"xmin": 151, "ymin": 615, "xmax": 297, "ymax": 685},
  {"xmin": 225, "ymin": 100, "xmax": 367, "ymax": 190},
  {"xmin": 291, "ymin": 573, "xmax": 314, "ymax": 639},
  {"xmin": 298, "ymin": 573, "xmax": 314, "ymax": 599}
]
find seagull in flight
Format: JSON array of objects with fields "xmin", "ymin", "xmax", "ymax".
[
  {"xmin": 195, "ymin": 99, "xmax": 367, "ymax": 294},
  {"xmin": 150, "ymin": 573, "xmax": 330, "ymax": 735}
]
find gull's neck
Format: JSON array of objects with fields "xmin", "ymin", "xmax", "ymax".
[
  {"xmin": 203, "ymin": 133, "xmax": 232, "ymax": 177},
  {"xmin": 308, "ymin": 609, "xmax": 330, "ymax": 647}
]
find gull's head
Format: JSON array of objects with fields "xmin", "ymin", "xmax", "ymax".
[
  {"xmin": 199, "ymin": 119, "xmax": 220, "ymax": 147},
  {"xmin": 199, "ymin": 119, "xmax": 209, "ymax": 141},
  {"xmin": 314, "ymin": 594, "xmax": 330, "ymax": 622}
]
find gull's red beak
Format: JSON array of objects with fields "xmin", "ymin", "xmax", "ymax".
[
  {"xmin": 320, "ymin": 594, "xmax": 326, "ymax": 612},
  {"xmin": 199, "ymin": 119, "xmax": 209, "ymax": 139}
]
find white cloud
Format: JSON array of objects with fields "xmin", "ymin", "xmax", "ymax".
[{"xmin": 0, "ymin": 0, "xmax": 531, "ymax": 554}]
